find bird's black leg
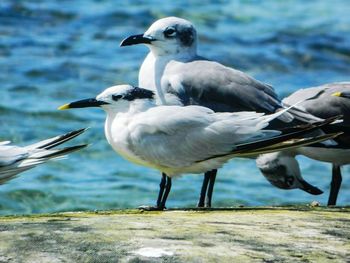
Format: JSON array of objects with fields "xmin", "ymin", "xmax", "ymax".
[
  {"xmin": 205, "ymin": 169, "xmax": 217, "ymax": 208},
  {"xmin": 197, "ymin": 172, "xmax": 211, "ymax": 207},
  {"xmin": 159, "ymin": 176, "xmax": 172, "ymax": 209},
  {"xmin": 328, "ymin": 165, "xmax": 342, "ymax": 206},
  {"xmin": 156, "ymin": 173, "xmax": 167, "ymax": 208},
  {"xmin": 139, "ymin": 173, "xmax": 168, "ymax": 211}
]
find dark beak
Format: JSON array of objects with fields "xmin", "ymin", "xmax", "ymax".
[
  {"xmin": 58, "ymin": 98, "xmax": 108, "ymax": 110},
  {"xmin": 298, "ymin": 179, "xmax": 323, "ymax": 195},
  {"xmin": 120, "ymin": 34, "xmax": 155, "ymax": 46}
]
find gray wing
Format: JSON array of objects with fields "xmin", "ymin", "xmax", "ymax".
[
  {"xmin": 0, "ymin": 145, "xmax": 29, "ymax": 166},
  {"xmin": 283, "ymin": 82, "xmax": 350, "ymax": 147},
  {"xmin": 283, "ymin": 82, "xmax": 350, "ymax": 125},
  {"xmin": 0, "ymin": 145, "xmax": 32, "ymax": 184},
  {"xmin": 126, "ymin": 106, "xmax": 279, "ymax": 168},
  {"xmin": 165, "ymin": 59, "xmax": 282, "ymax": 114}
]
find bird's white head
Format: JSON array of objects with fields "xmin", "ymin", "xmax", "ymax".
[
  {"xmin": 58, "ymin": 85, "xmax": 155, "ymax": 113},
  {"xmin": 120, "ymin": 16, "xmax": 197, "ymax": 57},
  {"xmin": 256, "ymin": 152, "xmax": 323, "ymax": 195}
]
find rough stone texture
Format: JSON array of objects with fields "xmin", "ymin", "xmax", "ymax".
[{"xmin": 0, "ymin": 207, "xmax": 349, "ymax": 262}]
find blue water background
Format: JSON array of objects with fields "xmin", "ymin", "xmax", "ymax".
[{"xmin": 0, "ymin": 0, "xmax": 349, "ymax": 215}]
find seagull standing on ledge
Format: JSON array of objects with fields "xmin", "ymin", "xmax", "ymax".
[
  {"xmin": 59, "ymin": 85, "xmax": 339, "ymax": 209},
  {"xmin": 0, "ymin": 128, "xmax": 88, "ymax": 185},
  {"xmin": 257, "ymin": 82, "xmax": 350, "ymax": 206},
  {"xmin": 120, "ymin": 16, "xmax": 322, "ymax": 207}
]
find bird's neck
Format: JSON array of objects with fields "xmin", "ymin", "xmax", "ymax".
[
  {"xmin": 104, "ymin": 99, "xmax": 155, "ymax": 145},
  {"xmin": 149, "ymin": 44, "xmax": 197, "ymax": 59},
  {"xmin": 139, "ymin": 49, "xmax": 196, "ymax": 106}
]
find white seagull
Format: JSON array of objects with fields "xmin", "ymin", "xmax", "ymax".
[
  {"xmin": 256, "ymin": 82, "xmax": 350, "ymax": 206},
  {"xmin": 120, "ymin": 16, "xmax": 324, "ymax": 207},
  {"xmin": 59, "ymin": 85, "xmax": 339, "ymax": 209},
  {"xmin": 0, "ymin": 128, "xmax": 88, "ymax": 185}
]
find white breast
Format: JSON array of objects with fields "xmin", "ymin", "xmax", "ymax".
[
  {"xmin": 104, "ymin": 113, "xmax": 146, "ymax": 167},
  {"xmin": 139, "ymin": 53, "xmax": 156, "ymax": 91},
  {"xmin": 139, "ymin": 52, "xmax": 190, "ymax": 106}
]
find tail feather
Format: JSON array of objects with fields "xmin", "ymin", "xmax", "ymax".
[
  {"xmin": 259, "ymin": 98, "xmax": 310, "ymax": 127},
  {"xmin": 285, "ymin": 105, "xmax": 324, "ymax": 123},
  {"xmin": 281, "ymin": 88, "xmax": 325, "ymax": 123},
  {"xmin": 196, "ymin": 116, "xmax": 341, "ymax": 162},
  {"xmin": 234, "ymin": 116, "xmax": 341, "ymax": 154},
  {"xmin": 26, "ymin": 128, "xmax": 88, "ymax": 150},
  {"xmin": 0, "ymin": 129, "xmax": 88, "ymax": 184},
  {"xmin": 234, "ymin": 133, "xmax": 342, "ymax": 157},
  {"xmin": 28, "ymin": 144, "xmax": 88, "ymax": 159},
  {"xmin": 0, "ymin": 167, "xmax": 32, "ymax": 185}
]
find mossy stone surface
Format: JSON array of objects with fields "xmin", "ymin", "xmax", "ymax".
[{"xmin": 0, "ymin": 207, "xmax": 349, "ymax": 262}]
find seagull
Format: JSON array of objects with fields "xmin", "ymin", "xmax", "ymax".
[
  {"xmin": 120, "ymin": 17, "xmax": 295, "ymax": 118},
  {"xmin": 256, "ymin": 82, "xmax": 350, "ymax": 206},
  {"xmin": 0, "ymin": 128, "xmax": 88, "ymax": 185},
  {"xmin": 120, "ymin": 16, "xmax": 323, "ymax": 207},
  {"xmin": 58, "ymin": 85, "xmax": 340, "ymax": 209}
]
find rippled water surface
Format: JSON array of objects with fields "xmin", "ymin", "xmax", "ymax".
[{"xmin": 1, "ymin": 0, "xmax": 350, "ymax": 215}]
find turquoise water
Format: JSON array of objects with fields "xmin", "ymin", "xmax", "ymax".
[{"xmin": 0, "ymin": 0, "xmax": 349, "ymax": 215}]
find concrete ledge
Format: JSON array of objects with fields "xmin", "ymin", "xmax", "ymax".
[{"xmin": 0, "ymin": 207, "xmax": 349, "ymax": 262}]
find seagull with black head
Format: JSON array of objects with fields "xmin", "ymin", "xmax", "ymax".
[{"xmin": 59, "ymin": 85, "xmax": 340, "ymax": 209}]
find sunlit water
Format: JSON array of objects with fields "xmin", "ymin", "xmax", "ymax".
[{"xmin": 0, "ymin": 0, "xmax": 349, "ymax": 215}]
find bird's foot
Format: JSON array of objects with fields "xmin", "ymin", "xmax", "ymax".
[
  {"xmin": 197, "ymin": 202, "xmax": 205, "ymax": 208},
  {"xmin": 197, "ymin": 199, "xmax": 212, "ymax": 208},
  {"xmin": 196, "ymin": 204, "xmax": 212, "ymax": 209},
  {"xmin": 205, "ymin": 202, "xmax": 212, "ymax": 208},
  {"xmin": 138, "ymin": 205, "xmax": 166, "ymax": 211}
]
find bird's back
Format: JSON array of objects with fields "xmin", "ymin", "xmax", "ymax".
[
  {"xmin": 164, "ymin": 58, "xmax": 283, "ymax": 114},
  {"xmin": 283, "ymin": 83, "xmax": 350, "ymax": 148}
]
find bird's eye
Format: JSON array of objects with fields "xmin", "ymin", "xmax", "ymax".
[
  {"xmin": 164, "ymin": 27, "xmax": 176, "ymax": 37},
  {"xmin": 285, "ymin": 176, "xmax": 294, "ymax": 186},
  {"xmin": 112, "ymin": 94, "xmax": 123, "ymax": 101}
]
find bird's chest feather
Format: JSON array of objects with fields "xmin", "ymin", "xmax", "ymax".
[
  {"xmin": 139, "ymin": 53, "xmax": 168, "ymax": 91},
  {"xmin": 105, "ymin": 117, "xmax": 146, "ymax": 166},
  {"xmin": 139, "ymin": 53, "xmax": 180, "ymax": 105},
  {"xmin": 139, "ymin": 54, "xmax": 156, "ymax": 91}
]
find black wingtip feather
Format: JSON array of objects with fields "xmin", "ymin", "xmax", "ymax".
[
  {"xmin": 40, "ymin": 144, "xmax": 88, "ymax": 159},
  {"xmin": 39, "ymin": 128, "xmax": 88, "ymax": 150},
  {"xmin": 236, "ymin": 115, "xmax": 342, "ymax": 152},
  {"xmin": 195, "ymin": 116, "xmax": 342, "ymax": 162}
]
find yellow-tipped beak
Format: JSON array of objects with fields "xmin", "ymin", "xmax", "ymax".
[
  {"xmin": 332, "ymin": 92, "xmax": 342, "ymax": 97},
  {"xmin": 58, "ymin": 104, "xmax": 70, "ymax": 110}
]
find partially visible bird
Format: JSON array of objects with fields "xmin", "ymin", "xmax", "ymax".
[
  {"xmin": 0, "ymin": 128, "xmax": 88, "ymax": 184},
  {"xmin": 257, "ymin": 82, "xmax": 350, "ymax": 206},
  {"xmin": 59, "ymin": 85, "xmax": 340, "ymax": 209}
]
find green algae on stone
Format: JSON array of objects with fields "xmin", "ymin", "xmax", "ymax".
[{"xmin": 0, "ymin": 207, "xmax": 349, "ymax": 262}]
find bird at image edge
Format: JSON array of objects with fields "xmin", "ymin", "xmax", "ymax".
[
  {"xmin": 0, "ymin": 128, "xmax": 88, "ymax": 185},
  {"xmin": 257, "ymin": 83, "xmax": 350, "ymax": 206}
]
